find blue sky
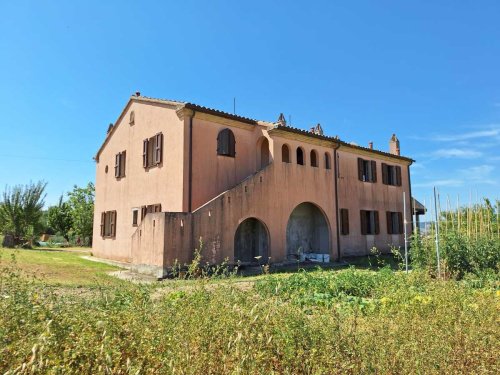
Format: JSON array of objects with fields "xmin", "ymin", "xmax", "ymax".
[{"xmin": 0, "ymin": 1, "xmax": 499, "ymax": 209}]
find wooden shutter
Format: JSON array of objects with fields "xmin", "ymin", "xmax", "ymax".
[
  {"xmin": 141, "ymin": 206, "xmax": 147, "ymax": 220},
  {"xmin": 155, "ymin": 133, "xmax": 163, "ymax": 165},
  {"xmin": 228, "ymin": 130, "xmax": 235, "ymax": 157},
  {"xmin": 398, "ymin": 212, "xmax": 404, "ymax": 234},
  {"xmin": 371, "ymin": 160, "xmax": 377, "ymax": 182},
  {"xmin": 386, "ymin": 211, "xmax": 393, "ymax": 234},
  {"xmin": 143, "ymin": 139, "xmax": 148, "ymax": 168},
  {"xmin": 358, "ymin": 158, "xmax": 364, "ymax": 181},
  {"xmin": 341, "ymin": 209, "xmax": 349, "ymax": 235},
  {"xmin": 360, "ymin": 210, "xmax": 367, "ymax": 235},
  {"xmin": 121, "ymin": 151, "xmax": 126, "ymax": 177},
  {"xmin": 115, "ymin": 153, "xmax": 120, "ymax": 178},
  {"xmin": 154, "ymin": 204, "xmax": 162, "ymax": 213},
  {"xmin": 110, "ymin": 211, "xmax": 116, "ymax": 237},
  {"xmin": 396, "ymin": 166, "xmax": 402, "ymax": 186},
  {"xmin": 217, "ymin": 129, "xmax": 228, "ymax": 155},
  {"xmin": 100, "ymin": 212, "xmax": 105, "ymax": 236},
  {"xmin": 382, "ymin": 163, "xmax": 388, "ymax": 185},
  {"xmin": 374, "ymin": 211, "xmax": 380, "ymax": 234}
]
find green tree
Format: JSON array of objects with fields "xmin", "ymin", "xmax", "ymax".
[
  {"xmin": 47, "ymin": 195, "xmax": 73, "ymax": 241},
  {"xmin": 0, "ymin": 181, "xmax": 47, "ymax": 245},
  {"xmin": 67, "ymin": 182, "xmax": 94, "ymax": 246}
]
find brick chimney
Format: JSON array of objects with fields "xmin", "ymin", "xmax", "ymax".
[{"xmin": 389, "ymin": 134, "xmax": 400, "ymax": 156}]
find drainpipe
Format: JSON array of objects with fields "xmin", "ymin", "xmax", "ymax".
[
  {"xmin": 188, "ymin": 112, "xmax": 194, "ymax": 212},
  {"xmin": 407, "ymin": 162, "xmax": 414, "ymax": 235},
  {"xmin": 333, "ymin": 143, "xmax": 341, "ymax": 261}
]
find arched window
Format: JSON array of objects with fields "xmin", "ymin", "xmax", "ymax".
[
  {"xmin": 282, "ymin": 144, "xmax": 290, "ymax": 163},
  {"xmin": 129, "ymin": 111, "xmax": 135, "ymax": 125},
  {"xmin": 310, "ymin": 150, "xmax": 318, "ymax": 167},
  {"xmin": 325, "ymin": 152, "xmax": 331, "ymax": 169},
  {"xmin": 296, "ymin": 147, "xmax": 304, "ymax": 165},
  {"xmin": 217, "ymin": 128, "xmax": 236, "ymax": 157}
]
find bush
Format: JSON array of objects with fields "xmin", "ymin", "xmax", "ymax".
[
  {"xmin": 411, "ymin": 231, "xmax": 500, "ymax": 278},
  {"xmin": 1, "ymin": 259, "xmax": 498, "ymax": 373}
]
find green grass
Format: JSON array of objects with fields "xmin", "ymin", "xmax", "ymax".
[
  {"xmin": 0, "ymin": 247, "xmax": 122, "ymax": 287},
  {"xmin": 0, "ymin": 246, "xmax": 498, "ymax": 373}
]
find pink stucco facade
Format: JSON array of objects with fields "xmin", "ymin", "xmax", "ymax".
[{"xmin": 93, "ymin": 95, "xmax": 414, "ymax": 277}]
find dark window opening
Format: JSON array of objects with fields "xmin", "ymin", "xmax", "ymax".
[
  {"xmin": 325, "ymin": 153, "xmax": 331, "ymax": 170},
  {"xmin": 382, "ymin": 163, "xmax": 402, "ymax": 186},
  {"xmin": 100, "ymin": 211, "xmax": 117, "ymax": 238},
  {"xmin": 360, "ymin": 210, "xmax": 379, "ymax": 235},
  {"xmin": 129, "ymin": 111, "xmax": 135, "ymax": 125},
  {"xmin": 143, "ymin": 133, "xmax": 163, "ymax": 169},
  {"xmin": 115, "ymin": 151, "xmax": 126, "ymax": 178},
  {"xmin": 282, "ymin": 144, "xmax": 290, "ymax": 163},
  {"xmin": 132, "ymin": 209, "xmax": 138, "ymax": 227},
  {"xmin": 310, "ymin": 150, "xmax": 318, "ymax": 167},
  {"xmin": 386, "ymin": 211, "xmax": 403, "ymax": 234},
  {"xmin": 217, "ymin": 128, "xmax": 236, "ymax": 157},
  {"xmin": 296, "ymin": 148, "xmax": 304, "ymax": 165},
  {"xmin": 340, "ymin": 208, "xmax": 349, "ymax": 235},
  {"xmin": 358, "ymin": 158, "xmax": 377, "ymax": 183}
]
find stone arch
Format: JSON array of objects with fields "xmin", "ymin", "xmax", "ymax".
[
  {"xmin": 282, "ymin": 144, "xmax": 291, "ymax": 163},
  {"xmin": 286, "ymin": 202, "xmax": 330, "ymax": 259},
  {"xmin": 296, "ymin": 147, "xmax": 305, "ymax": 165},
  {"xmin": 256, "ymin": 136, "xmax": 270, "ymax": 170},
  {"xmin": 234, "ymin": 217, "xmax": 270, "ymax": 264}
]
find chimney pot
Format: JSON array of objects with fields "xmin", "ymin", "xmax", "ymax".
[
  {"xmin": 389, "ymin": 134, "xmax": 400, "ymax": 155},
  {"xmin": 135, "ymin": 91, "xmax": 141, "ymax": 97},
  {"xmin": 368, "ymin": 142, "xmax": 373, "ymax": 149}
]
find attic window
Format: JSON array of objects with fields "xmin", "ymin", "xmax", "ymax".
[{"xmin": 129, "ymin": 111, "xmax": 135, "ymax": 125}]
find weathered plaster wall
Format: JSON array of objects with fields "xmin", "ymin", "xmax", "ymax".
[
  {"xmin": 336, "ymin": 146, "xmax": 412, "ymax": 255},
  {"xmin": 93, "ymin": 100, "xmax": 186, "ymax": 262}
]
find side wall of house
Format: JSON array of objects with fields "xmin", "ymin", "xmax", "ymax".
[
  {"xmin": 336, "ymin": 147, "xmax": 412, "ymax": 256},
  {"xmin": 92, "ymin": 101, "xmax": 186, "ymax": 262},
  {"xmin": 189, "ymin": 114, "xmax": 271, "ymax": 210}
]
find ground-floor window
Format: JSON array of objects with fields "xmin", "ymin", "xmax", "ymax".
[
  {"xmin": 140, "ymin": 204, "xmax": 162, "ymax": 220},
  {"xmin": 100, "ymin": 211, "xmax": 117, "ymax": 238},
  {"xmin": 340, "ymin": 208, "xmax": 349, "ymax": 235},
  {"xmin": 386, "ymin": 211, "xmax": 403, "ymax": 234},
  {"xmin": 360, "ymin": 210, "xmax": 379, "ymax": 235}
]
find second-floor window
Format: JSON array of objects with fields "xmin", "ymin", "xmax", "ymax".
[
  {"xmin": 358, "ymin": 158, "xmax": 377, "ymax": 182},
  {"xmin": 217, "ymin": 128, "xmax": 236, "ymax": 157},
  {"xmin": 382, "ymin": 163, "xmax": 402, "ymax": 186},
  {"xmin": 360, "ymin": 210, "xmax": 379, "ymax": 235},
  {"xmin": 115, "ymin": 151, "xmax": 126, "ymax": 178},
  {"xmin": 143, "ymin": 133, "xmax": 163, "ymax": 169}
]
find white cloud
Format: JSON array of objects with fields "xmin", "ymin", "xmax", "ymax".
[
  {"xmin": 413, "ymin": 125, "xmax": 500, "ymax": 143},
  {"xmin": 458, "ymin": 165, "xmax": 497, "ymax": 185},
  {"xmin": 413, "ymin": 179, "xmax": 464, "ymax": 188},
  {"xmin": 431, "ymin": 148, "xmax": 482, "ymax": 159}
]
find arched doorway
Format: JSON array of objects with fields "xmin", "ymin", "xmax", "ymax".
[
  {"xmin": 256, "ymin": 137, "xmax": 270, "ymax": 170},
  {"xmin": 234, "ymin": 218, "xmax": 269, "ymax": 264},
  {"xmin": 286, "ymin": 202, "xmax": 330, "ymax": 260}
]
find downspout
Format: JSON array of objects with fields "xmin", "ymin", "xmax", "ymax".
[
  {"xmin": 188, "ymin": 112, "xmax": 194, "ymax": 212},
  {"xmin": 407, "ymin": 162, "xmax": 414, "ymax": 234},
  {"xmin": 333, "ymin": 143, "xmax": 341, "ymax": 261}
]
